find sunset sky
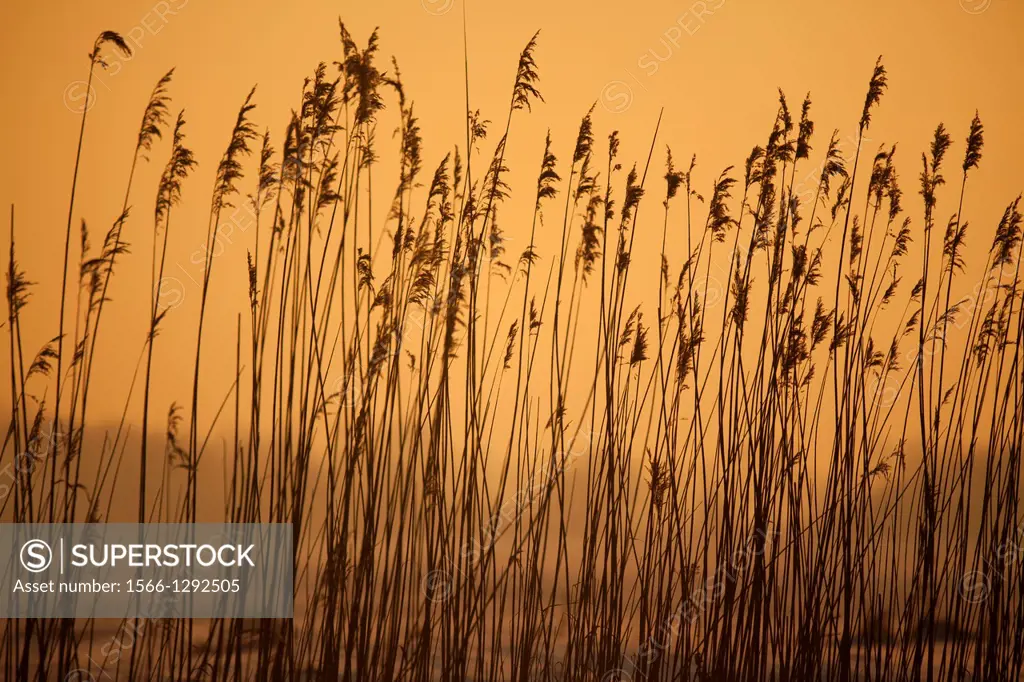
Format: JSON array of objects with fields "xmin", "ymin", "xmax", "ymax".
[{"xmin": 1, "ymin": 0, "xmax": 1022, "ymax": 423}]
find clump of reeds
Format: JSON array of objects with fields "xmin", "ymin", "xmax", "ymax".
[{"xmin": 3, "ymin": 21, "xmax": 1023, "ymax": 682}]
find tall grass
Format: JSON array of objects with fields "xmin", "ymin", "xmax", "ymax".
[{"xmin": 3, "ymin": 21, "xmax": 1023, "ymax": 682}]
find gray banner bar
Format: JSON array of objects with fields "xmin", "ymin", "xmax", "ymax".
[{"xmin": 0, "ymin": 524, "xmax": 293, "ymax": 618}]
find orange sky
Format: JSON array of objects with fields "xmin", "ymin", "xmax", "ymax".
[{"xmin": 1, "ymin": 0, "xmax": 1022, "ymax": 424}]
